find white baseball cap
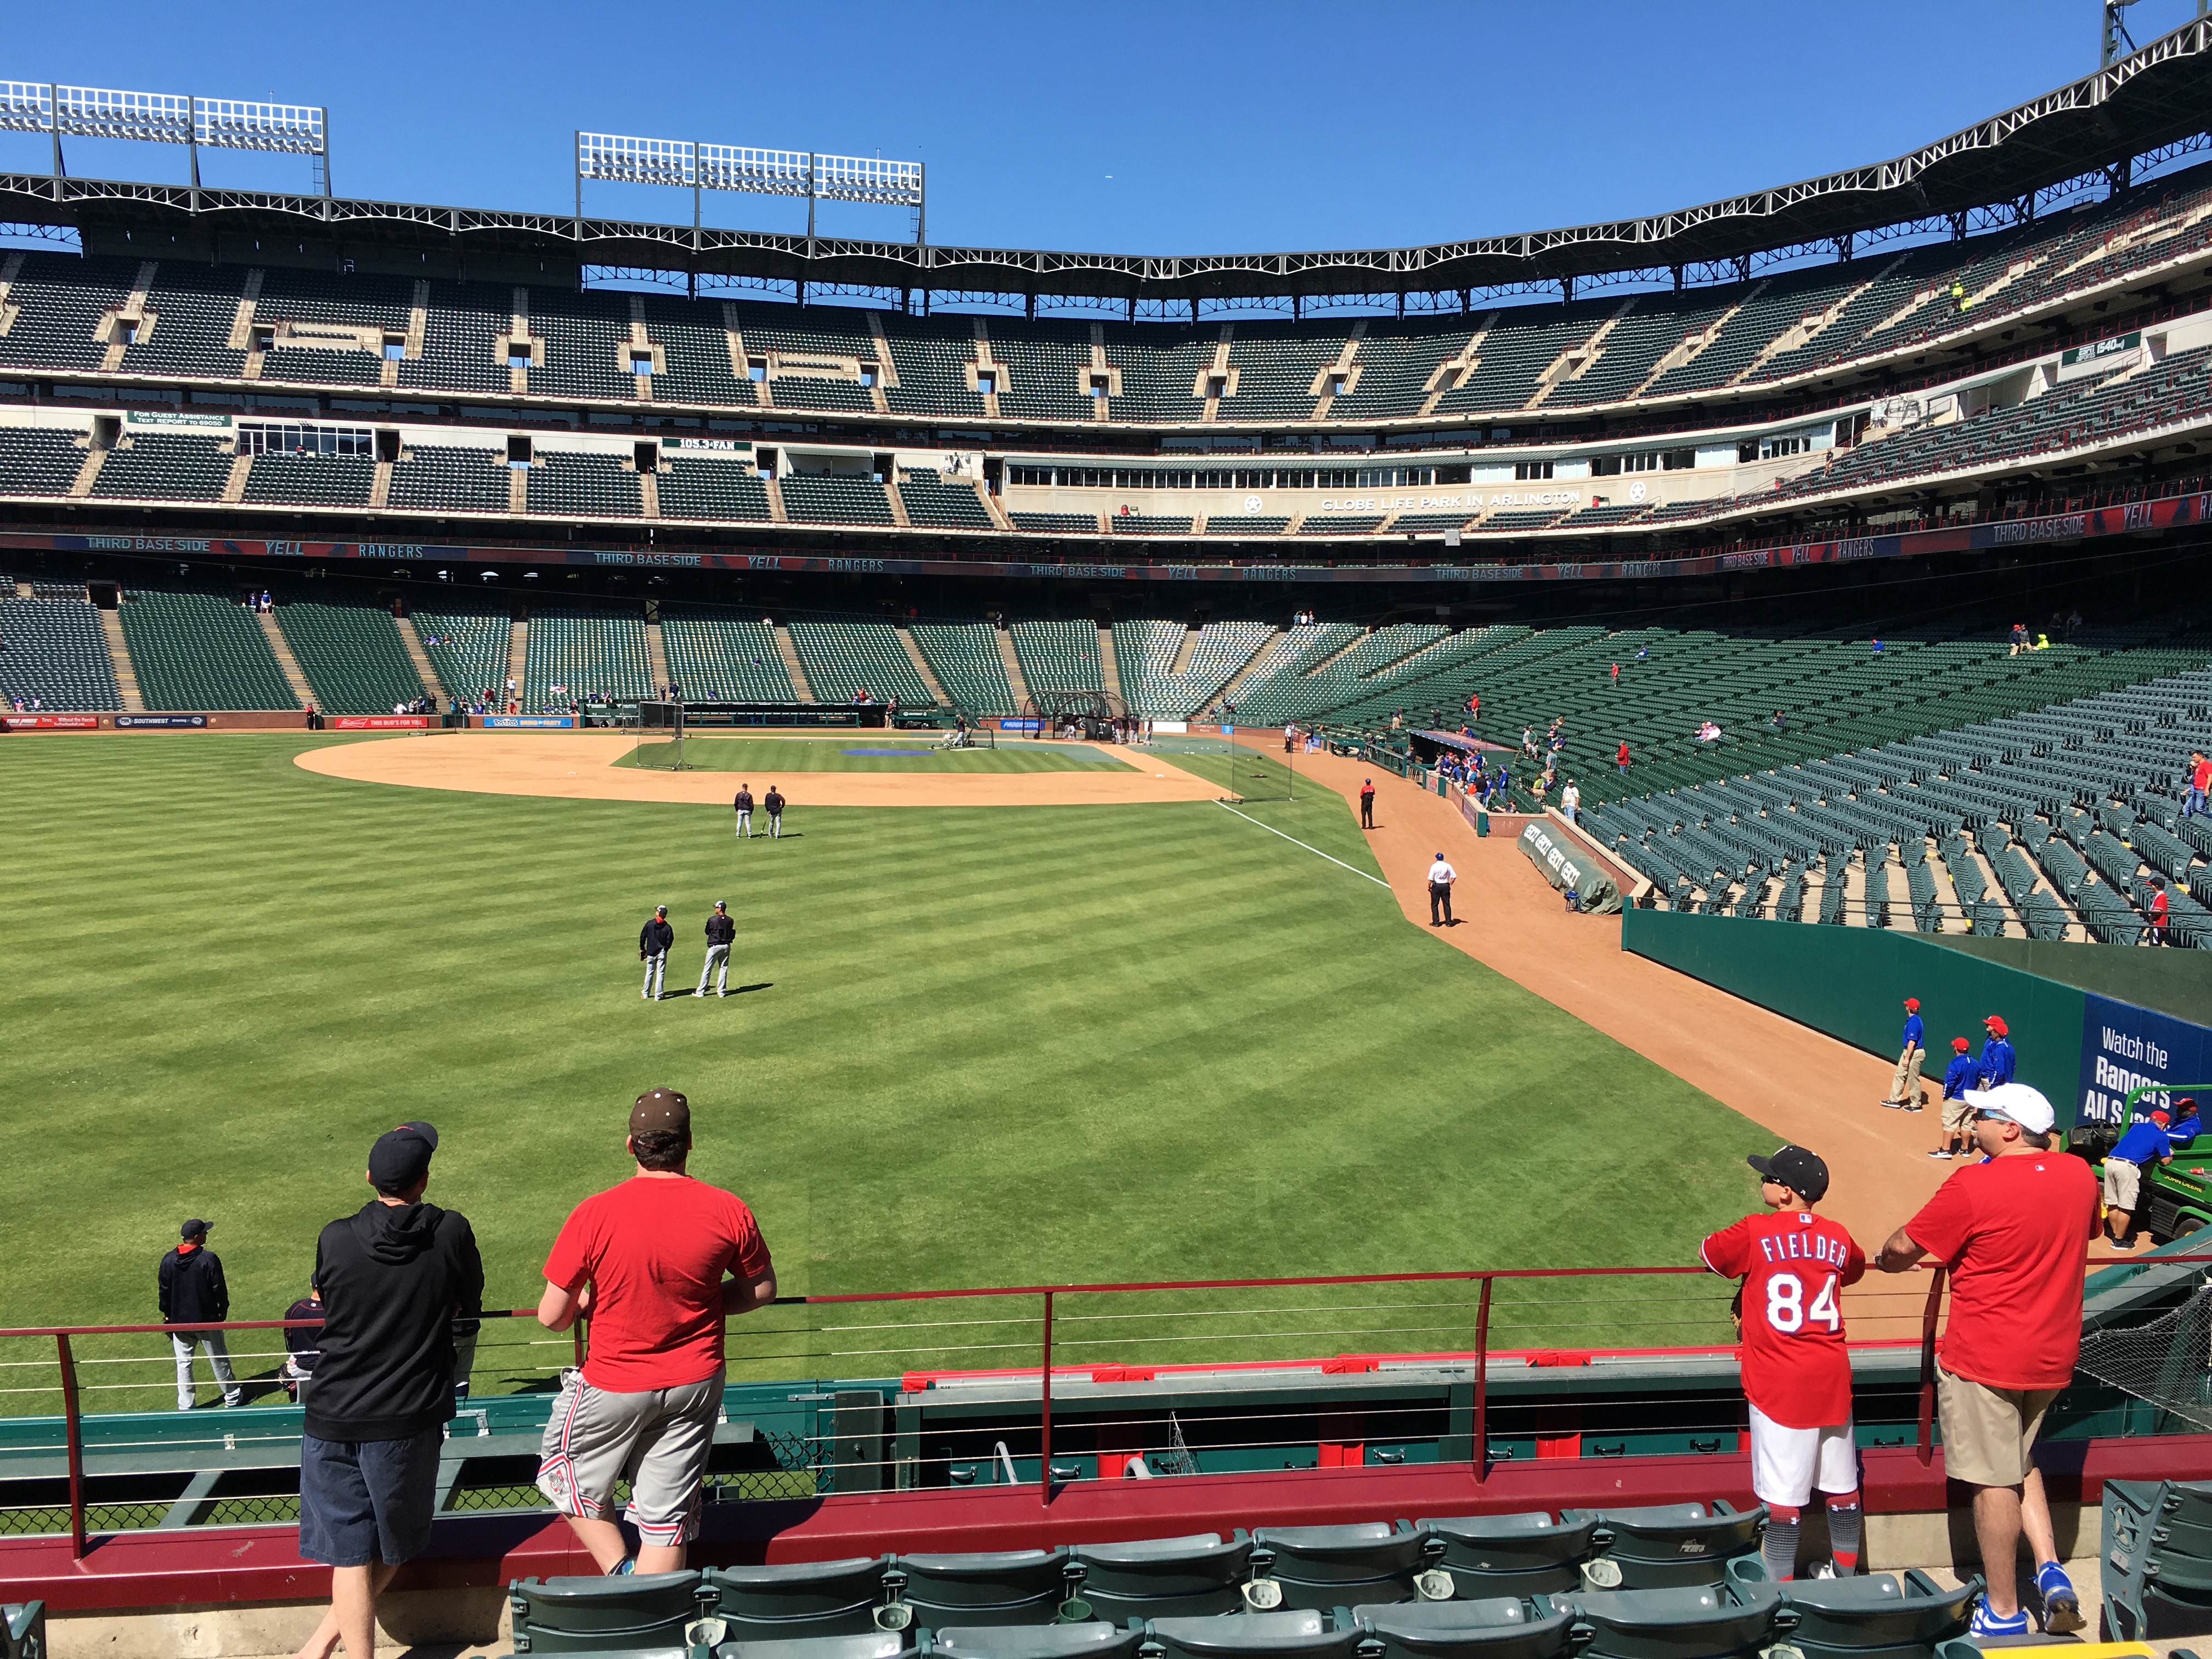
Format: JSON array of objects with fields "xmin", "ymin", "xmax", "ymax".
[{"xmin": 1963, "ymin": 1082, "xmax": 2055, "ymax": 1136}]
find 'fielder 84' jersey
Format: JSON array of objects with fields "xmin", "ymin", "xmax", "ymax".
[{"xmin": 1699, "ymin": 1210, "xmax": 1867, "ymax": 1429}]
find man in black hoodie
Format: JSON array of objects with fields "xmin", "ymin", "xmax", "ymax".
[
  {"xmin": 160, "ymin": 1218, "xmax": 242, "ymax": 1410},
  {"xmin": 294, "ymin": 1121, "xmax": 482, "ymax": 1659},
  {"xmin": 640, "ymin": 904, "xmax": 674, "ymax": 1001}
]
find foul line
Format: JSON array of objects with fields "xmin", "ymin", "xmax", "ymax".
[{"xmin": 1214, "ymin": 800, "xmax": 1392, "ymax": 888}]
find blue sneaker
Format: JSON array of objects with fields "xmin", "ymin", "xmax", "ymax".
[
  {"xmin": 1969, "ymin": 1599, "xmax": 2029, "ymax": 1639},
  {"xmin": 610, "ymin": 1556, "xmax": 635, "ymax": 1577},
  {"xmin": 2035, "ymin": 1561, "xmax": 2085, "ymax": 1633}
]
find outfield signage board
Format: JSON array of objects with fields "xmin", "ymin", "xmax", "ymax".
[
  {"xmin": 123, "ymin": 410, "xmax": 233, "ymax": 429},
  {"xmin": 2076, "ymin": 992, "xmax": 2212, "ymax": 1128},
  {"xmin": 483, "ymin": 715, "xmax": 577, "ymax": 729},
  {"xmin": 114, "ymin": 713, "xmax": 210, "ymax": 727},
  {"xmin": 330, "ymin": 714, "xmax": 431, "ymax": 730},
  {"xmin": 7, "ymin": 484, "xmax": 2208, "ymax": 585},
  {"xmin": 1, "ymin": 713, "xmax": 100, "ymax": 729},
  {"xmin": 2061, "ymin": 331, "xmax": 2142, "ymax": 370}
]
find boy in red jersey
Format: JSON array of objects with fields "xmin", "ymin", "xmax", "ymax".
[{"xmin": 1700, "ymin": 1145, "xmax": 1867, "ymax": 1581}]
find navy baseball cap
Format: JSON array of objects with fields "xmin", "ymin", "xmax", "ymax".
[
  {"xmin": 368, "ymin": 1121, "xmax": 439, "ymax": 1192},
  {"xmin": 1747, "ymin": 1145, "xmax": 1830, "ymax": 1201}
]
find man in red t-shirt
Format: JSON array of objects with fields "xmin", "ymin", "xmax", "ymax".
[
  {"xmin": 1876, "ymin": 1082, "xmax": 2097, "ymax": 1637},
  {"xmin": 1700, "ymin": 1144, "xmax": 1867, "ymax": 1581},
  {"xmin": 534, "ymin": 1089, "xmax": 776, "ymax": 1575}
]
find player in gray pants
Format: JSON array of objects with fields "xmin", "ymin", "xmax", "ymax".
[
  {"xmin": 639, "ymin": 906, "xmax": 673, "ymax": 1000},
  {"xmin": 697, "ymin": 901, "xmax": 733, "ymax": 998}
]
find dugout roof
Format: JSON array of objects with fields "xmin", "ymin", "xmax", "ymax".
[{"xmin": 3, "ymin": 19, "xmax": 2210, "ymax": 303}]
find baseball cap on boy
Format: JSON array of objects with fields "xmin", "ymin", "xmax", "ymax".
[
  {"xmin": 367, "ymin": 1121, "xmax": 439, "ymax": 1192},
  {"xmin": 1963, "ymin": 1082, "xmax": 2055, "ymax": 1135},
  {"xmin": 630, "ymin": 1088, "xmax": 690, "ymax": 1135},
  {"xmin": 1747, "ymin": 1145, "xmax": 1830, "ymax": 1201},
  {"xmin": 1904, "ymin": 997, "xmax": 1920, "ymax": 1011},
  {"xmin": 1951, "ymin": 1036, "xmax": 1971, "ymax": 1052}
]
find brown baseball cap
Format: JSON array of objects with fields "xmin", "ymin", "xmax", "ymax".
[{"xmin": 631, "ymin": 1088, "xmax": 690, "ymax": 1135}]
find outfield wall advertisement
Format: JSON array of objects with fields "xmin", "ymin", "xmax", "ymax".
[
  {"xmin": 3, "ymin": 483, "xmax": 2206, "ymax": 585},
  {"xmin": 329, "ymin": 715, "xmax": 431, "ymax": 730},
  {"xmin": 482, "ymin": 715, "xmax": 577, "ymax": 729},
  {"xmin": 2077, "ymin": 994, "xmax": 2212, "ymax": 1127}
]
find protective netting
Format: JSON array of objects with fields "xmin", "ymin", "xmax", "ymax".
[{"xmin": 2074, "ymin": 1272, "xmax": 2212, "ymax": 1432}]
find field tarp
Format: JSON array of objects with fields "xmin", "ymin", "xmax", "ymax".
[{"xmin": 1518, "ymin": 820, "xmax": 1623, "ymax": 914}]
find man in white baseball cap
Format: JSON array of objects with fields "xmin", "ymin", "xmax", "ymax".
[{"xmin": 1874, "ymin": 1081, "xmax": 2098, "ymax": 1637}]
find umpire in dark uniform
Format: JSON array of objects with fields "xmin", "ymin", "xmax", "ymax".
[{"xmin": 639, "ymin": 905, "xmax": 674, "ymax": 1001}]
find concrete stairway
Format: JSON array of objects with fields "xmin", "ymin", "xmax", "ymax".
[
  {"xmin": 256, "ymin": 610, "xmax": 318, "ymax": 709},
  {"xmin": 1097, "ymin": 625, "xmax": 1122, "ymax": 698},
  {"xmin": 506, "ymin": 618, "xmax": 527, "ymax": 707},
  {"xmin": 772, "ymin": 624, "xmax": 812, "ymax": 699},
  {"xmin": 646, "ymin": 616, "xmax": 672, "ymax": 697},
  {"xmin": 896, "ymin": 628, "xmax": 950, "ymax": 708},
  {"xmin": 98, "ymin": 607, "xmax": 145, "ymax": 710},
  {"xmin": 394, "ymin": 614, "xmax": 444, "ymax": 701},
  {"xmin": 994, "ymin": 628, "xmax": 1030, "ymax": 707}
]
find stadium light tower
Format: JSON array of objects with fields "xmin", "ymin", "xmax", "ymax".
[
  {"xmin": 2103, "ymin": 0, "xmax": 2211, "ymax": 67},
  {"xmin": 0, "ymin": 81, "xmax": 330, "ymax": 194},
  {"xmin": 574, "ymin": 132, "xmax": 926, "ymax": 249}
]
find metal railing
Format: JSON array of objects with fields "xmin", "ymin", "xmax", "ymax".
[{"xmin": 4, "ymin": 1254, "xmax": 2199, "ymax": 1551}]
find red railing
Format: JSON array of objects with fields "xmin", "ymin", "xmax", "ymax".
[{"xmin": 1, "ymin": 1252, "xmax": 2191, "ymax": 1549}]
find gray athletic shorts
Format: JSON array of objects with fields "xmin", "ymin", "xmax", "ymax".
[{"xmin": 535, "ymin": 1368, "xmax": 724, "ymax": 1547}]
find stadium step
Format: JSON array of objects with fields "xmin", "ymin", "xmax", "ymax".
[
  {"xmin": 771, "ymin": 622, "xmax": 812, "ymax": 699},
  {"xmin": 1526, "ymin": 298, "xmax": 1633, "ymax": 409},
  {"xmin": 221, "ymin": 452, "xmax": 251, "ymax": 504},
  {"xmin": 884, "ymin": 477, "xmax": 912, "ymax": 529},
  {"xmin": 253, "ymin": 609, "xmax": 318, "ymax": 709},
  {"xmin": 637, "ymin": 467, "xmax": 659, "ymax": 518},
  {"xmin": 1212, "ymin": 626, "xmax": 1287, "ymax": 709},
  {"xmin": 68, "ymin": 441, "xmax": 105, "ymax": 498},
  {"xmin": 506, "ymin": 618, "xmax": 527, "ymax": 705},
  {"xmin": 506, "ymin": 464, "xmax": 526, "ymax": 514},
  {"xmin": 99, "ymin": 261, "xmax": 159, "ymax": 373},
  {"xmin": 1418, "ymin": 317, "xmax": 1494, "ymax": 418},
  {"xmin": 1637, "ymin": 282, "xmax": 1764, "ymax": 397},
  {"xmin": 1312, "ymin": 322, "xmax": 1365, "ymax": 420},
  {"xmin": 99, "ymin": 606, "xmax": 145, "ymax": 711},
  {"xmin": 395, "ymin": 613, "xmax": 445, "ymax": 701},
  {"xmin": 995, "ymin": 627, "xmax": 1030, "ymax": 707},
  {"xmin": 1167, "ymin": 626, "xmax": 1200, "ymax": 678},
  {"xmin": 1098, "ymin": 624, "xmax": 1123, "ymax": 698},
  {"xmin": 764, "ymin": 475, "xmax": 788, "ymax": 522},
  {"xmin": 370, "ymin": 457, "xmax": 392, "ymax": 509},
  {"xmin": 223, "ymin": 266, "xmax": 264, "ymax": 353},
  {"xmin": 896, "ymin": 627, "xmax": 951, "ymax": 706},
  {"xmin": 0, "ymin": 250, "xmax": 22, "ymax": 331},
  {"xmin": 646, "ymin": 615, "xmax": 672, "ymax": 697}
]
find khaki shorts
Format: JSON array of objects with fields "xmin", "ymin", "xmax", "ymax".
[
  {"xmin": 1941, "ymin": 1094, "xmax": 1977, "ymax": 1132},
  {"xmin": 2103, "ymin": 1159, "xmax": 2142, "ymax": 1211},
  {"xmin": 1937, "ymin": 1365, "xmax": 2058, "ymax": 1487}
]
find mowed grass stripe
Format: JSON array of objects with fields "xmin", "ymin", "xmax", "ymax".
[{"xmin": 3, "ymin": 735, "xmax": 1760, "ymax": 1397}]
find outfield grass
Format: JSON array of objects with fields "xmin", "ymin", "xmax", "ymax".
[
  {"xmin": 1, "ymin": 735, "xmax": 1759, "ymax": 1406},
  {"xmin": 616, "ymin": 737, "xmax": 1133, "ymax": 773}
]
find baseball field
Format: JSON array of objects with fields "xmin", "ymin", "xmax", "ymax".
[{"xmin": 1, "ymin": 731, "xmax": 1775, "ymax": 1402}]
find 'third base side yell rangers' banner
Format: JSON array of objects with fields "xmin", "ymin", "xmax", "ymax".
[{"xmin": 2077, "ymin": 992, "xmax": 2212, "ymax": 1127}]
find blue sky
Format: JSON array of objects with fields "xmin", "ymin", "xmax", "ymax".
[{"xmin": 1, "ymin": 1, "xmax": 2202, "ymax": 255}]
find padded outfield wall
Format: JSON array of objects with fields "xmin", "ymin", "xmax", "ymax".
[{"xmin": 1621, "ymin": 911, "xmax": 2212, "ymax": 1133}]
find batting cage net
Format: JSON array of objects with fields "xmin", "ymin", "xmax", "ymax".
[
  {"xmin": 1022, "ymin": 688, "xmax": 1130, "ymax": 742},
  {"xmin": 630, "ymin": 699, "xmax": 687, "ymax": 770},
  {"xmin": 2074, "ymin": 1268, "xmax": 2212, "ymax": 1433}
]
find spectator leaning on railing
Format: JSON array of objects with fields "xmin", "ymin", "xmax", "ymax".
[{"xmin": 1874, "ymin": 1083, "xmax": 2096, "ymax": 1638}]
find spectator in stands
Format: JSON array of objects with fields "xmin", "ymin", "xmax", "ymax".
[
  {"xmin": 294, "ymin": 1122, "xmax": 482, "ymax": 1659},
  {"xmin": 639, "ymin": 905, "xmax": 674, "ymax": 1001},
  {"xmin": 1701, "ymin": 1146, "xmax": 1866, "ymax": 1581},
  {"xmin": 1976, "ymin": 1017, "xmax": 2015, "ymax": 1088},
  {"xmin": 1933, "ymin": 1037, "xmax": 1979, "ymax": 1159},
  {"xmin": 1870, "ymin": 639, "xmax": 1883, "ymax": 654},
  {"xmin": 535, "ymin": 1089, "xmax": 777, "ymax": 1576},
  {"xmin": 2102, "ymin": 1108, "xmax": 2174, "ymax": 1247},
  {"xmin": 2010, "ymin": 623, "xmax": 2029, "ymax": 657},
  {"xmin": 1561, "ymin": 779, "xmax": 1580, "ymax": 825},
  {"xmin": 1617, "ymin": 740, "xmax": 1632, "ymax": 774},
  {"xmin": 1772, "ymin": 709, "xmax": 1787, "ymax": 732},
  {"xmin": 281, "ymin": 1284, "xmax": 324, "ymax": 1404},
  {"xmin": 2066, "ymin": 608, "xmax": 2083, "ymax": 639},
  {"xmin": 2185, "ymin": 751, "xmax": 2210, "ymax": 819},
  {"xmin": 1882, "ymin": 998, "xmax": 1927, "ymax": 1111},
  {"xmin": 1696, "ymin": 720, "xmax": 1722, "ymax": 743},
  {"xmin": 2149, "ymin": 878, "xmax": 2171, "ymax": 945},
  {"xmin": 160, "ymin": 1220, "xmax": 242, "ymax": 1410},
  {"xmin": 1426, "ymin": 853, "xmax": 1458, "ymax": 926},
  {"xmin": 1876, "ymin": 1083, "xmax": 2094, "ymax": 1637},
  {"xmin": 1950, "ymin": 279, "xmax": 1970, "ymax": 314}
]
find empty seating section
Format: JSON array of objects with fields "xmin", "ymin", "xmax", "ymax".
[
  {"xmin": 782, "ymin": 475, "xmax": 896, "ymax": 526},
  {"xmin": 0, "ymin": 254, "xmax": 137, "ymax": 371},
  {"xmin": 526, "ymin": 454, "xmax": 642, "ymax": 518},
  {"xmin": 658, "ymin": 460, "xmax": 772, "ymax": 521},
  {"xmin": 523, "ymin": 606, "xmax": 653, "ymax": 707},
  {"xmin": 912, "ymin": 622, "xmax": 1018, "ymax": 714},
  {"xmin": 659, "ymin": 608, "xmax": 796, "ymax": 702},
  {"xmin": 0, "ymin": 427, "xmax": 88, "ymax": 496},
  {"xmin": 1298, "ymin": 516, "xmax": 1385, "ymax": 535},
  {"xmin": 786, "ymin": 617, "xmax": 935, "ymax": 707},
  {"xmin": 899, "ymin": 473, "xmax": 996, "ymax": 530},
  {"xmin": 1010, "ymin": 620, "xmax": 1104, "ymax": 694},
  {"xmin": 89, "ymin": 436, "xmax": 230, "ymax": 501},
  {"xmin": 1237, "ymin": 624, "xmax": 1513, "ymax": 725},
  {"xmin": 240, "ymin": 453, "xmax": 375, "ymax": 509},
  {"xmin": 1205, "ymin": 516, "xmax": 1291, "ymax": 535},
  {"xmin": 409, "ymin": 608, "xmax": 511, "ymax": 704},
  {"xmin": 272, "ymin": 598, "xmax": 425, "ymax": 714},
  {"xmin": 388, "ymin": 446, "xmax": 509, "ymax": 514},
  {"xmin": 119, "ymin": 588, "xmax": 298, "ymax": 709},
  {"xmin": 0, "ymin": 172, "xmax": 2206, "ymax": 424},
  {"xmin": 1110, "ymin": 515, "xmax": 1192, "ymax": 534},
  {"xmin": 1114, "ymin": 619, "xmax": 1274, "ymax": 718},
  {"xmin": 0, "ymin": 596, "xmax": 121, "ymax": 708},
  {"xmin": 1012, "ymin": 512, "xmax": 1101, "ymax": 534}
]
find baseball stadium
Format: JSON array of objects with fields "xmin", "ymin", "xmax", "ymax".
[{"xmin": 6, "ymin": 9, "xmax": 2212, "ymax": 1657}]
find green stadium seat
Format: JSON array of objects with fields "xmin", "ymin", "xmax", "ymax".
[
  {"xmin": 722, "ymin": 1633, "xmax": 916, "ymax": 1659},
  {"xmin": 1563, "ymin": 1583, "xmax": 1780, "ymax": 1659},
  {"xmin": 888, "ymin": 1549, "xmax": 1077, "ymax": 1627},
  {"xmin": 1350, "ymin": 1598, "xmax": 1575, "ymax": 1659},
  {"xmin": 1250, "ymin": 1522, "xmax": 1439, "ymax": 1609},
  {"xmin": 1772, "ymin": 1571, "xmax": 1977, "ymax": 1659},
  {"xmin": 930, "ymin": 1624, "xmax": 1145, "ymax": 1659},
  {"xmin": 1144, "ymin": 1610, "xmax": 1358, "ymax": 1659},
  {"xmin": 119, "ymin": 588, "xmax": 298, "ymax": 710},
  {"xmin": 508, "ymin": 1569, "xmax": 714, "ymax": 1653},
  {"xmin": 3, "ymin": 1601, "xmax": 47, "ymax": 1659},
  {"xmin": 1417, "ymin": 1513, "xmax": 1599, "ymax": 1596},
  {"xmin": 2104, "ymin": 1477, "xmax": 2212, "ymax": 1640},
  {"xmin": 273, "ymin": 595, "xmax": 425, "ymax": 714},
  {"xmin": 1069, "ymin": 1532, "xmax": 1254, "ymax": 1621},
  {"xmin": 704, "ymin": 1558, "xmax": 893, "ymax": 1641},
  {"xmin": 1567, "ymin": 1504, "xmax": 1764, "ymax": 1592}
]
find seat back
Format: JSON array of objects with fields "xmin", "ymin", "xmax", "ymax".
[
  {"xmin": 1252, "ymin": 1521, "xmax": 1430, "ymax": 1608},
  {"xmin": 723, "ymin": 1631, "xmax": 915, "ymax": 1659},
  {"xmin": 1418, "ymin": 1514, "xmax": 1598, "ymax": 1594},
  {"xmin": 1566, "ymin": 1583, "xmax": 1782, "ymax": 1659},
  {"xmin": 705, "ymin": 1559, "xmax": 893, "ymax": 1640},
  {"xmin": 1147, "ymin": 1610, "xmax": 1358, "ymax": 1659},
  {"xmin": 930, "ymin": 1622, "xmax": 1146, "ymax": 1659},
  {"xmin": 1352, "ymin": 1597, "xmax": 1576, "ymax": 1659},
  {"xmin": 893, "ymin": 1549, "xmax": 1074, "ymax": 1626},
  {"xmin": 1073, "ymin": 1532, "xmax": 1251, "ymax": 1620},
  {"xmin": 1778, "ymin": 1571, "xmax": 1977, "ymax": 1659},
  {"xmin": 509, "ymin": 1570, "xmax": 707, "ymax": 1652},
  {"xmin": 3, "ymin": 1602, "xmax": 47, "ymax": 1659},
  {"xmin": 1570, "ymin": 1504, "xmax": 1765, "ymax": 1590}
]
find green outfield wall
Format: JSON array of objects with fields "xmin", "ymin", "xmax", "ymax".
[{"xmin": 1930, "ymin": 934, "xmax": 2212, "ymax": 1025}]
